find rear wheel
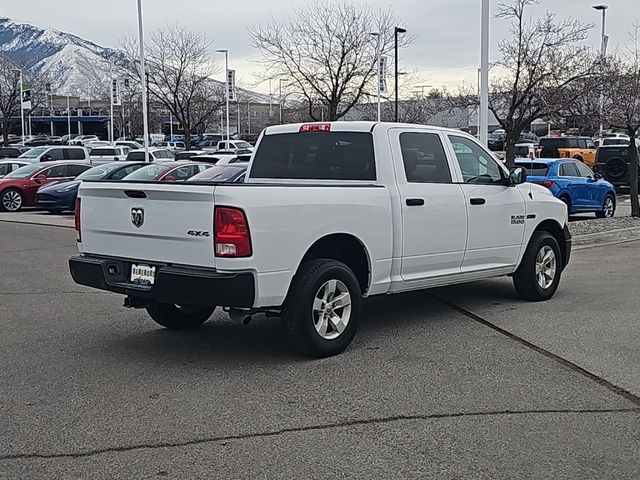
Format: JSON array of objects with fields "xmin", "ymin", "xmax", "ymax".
[
  {"xmin": 282, "ymin": 259, "xmax": 361, "ymax": 357},
  {"xmin": 513, "ymin": 231, "xmax": 562, "ymax": 301},
  {"xmin": 596, "ymin": 194, "xmax": 616, "ymax": 218},
  {"xmin": 146, "ymin": 302, "xmax": 215, "ymax": 330},
  {"xmin": 0, "ymin": 189, "xmax": 23, "ymax": 212}
]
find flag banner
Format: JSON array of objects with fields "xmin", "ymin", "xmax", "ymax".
[
  {"xmin": 379, "ymin": 56, "xmax": 388, "ymax": 94},
  {"xmin": 227, "ymin": 69, "xmax": 237, "ymax": 101},
  {"xmin": 111, "ymin": 78, "xmax": 121, "ymax": 106},
  {"xmin": 21, "ymin": 82, "xmax": 31, "ymax": 110}
]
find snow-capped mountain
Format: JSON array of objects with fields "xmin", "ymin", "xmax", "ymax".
[
  {"xmin": 0, "ymin": 17, "xmax": 120, "ymax": 96},
  {"xmin": 0, "ymin": 17, "xmax": 272, "ymax": 102}
]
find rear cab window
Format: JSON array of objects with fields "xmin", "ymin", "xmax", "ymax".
[{"xmin": 250, "ymin": 131, "xmax": 376, "ymax": 181}]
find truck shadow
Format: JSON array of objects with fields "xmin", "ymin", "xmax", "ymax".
[{"xmin": 103, "ymin": 278, "xmax": 527, "ymax": 365}]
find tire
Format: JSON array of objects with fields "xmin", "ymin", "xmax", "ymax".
[
  {"xmin": 560, "ymin": 195, "xmax": 572, "ymax": 215},
  {"xmin": 596, "ymin": 194, "xmax": 616, "ymax": 218},
  {"xmin": 282, "ymin": 259, "xmax": 362, "ymax": 358},
  {"xmin": 513, "ymin": 231, "xmax": 563, "ymax": 301},
  {"xmin": 146, "ymin": 302, "xmax": 215, "ymax": 330},
  {"xmin": 604, "ymin": 157, "xmax": 627, "ymax": 181},
  {"xmin": 573, "ymin": 155, "xmax": 584, "ymax": 163},
  {"xmin": 0, "ymin": 189, "xmax": 24, "ymax": 212}
]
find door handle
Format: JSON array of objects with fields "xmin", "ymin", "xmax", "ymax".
[
  {"xmin": 406, "ymin": 198, "xmax": 425, "ymax": 206},
  {"xmin": 470, "ymin": 198, "xmax": 486, "ymax": 205}
]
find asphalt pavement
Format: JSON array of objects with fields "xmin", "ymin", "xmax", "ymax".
[{"xmin": 1, "ymin": 220, "xmax": 639, "ymax": 479}]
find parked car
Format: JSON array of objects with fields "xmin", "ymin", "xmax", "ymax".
[
  {"xmin": 121, "ymin": 161, "xmax": 211, "ymax": 182},
  {"xmin": 115, "ymin": 141, "xmax": 143, "ymax": 150},
  {"xmin": 70, "ymin": 135, "xmax": 100, "ymax": 146},
  {"xmin": 601, "ymin": 137, "xmax": 630, "ymax": 146},
  {"xmin": 36, "ymin": 162, "xmax": 146, "ymax": 213},
  {"xmin": 537, "ymin": 136, "xmax": 597, "ymax": 166},
  {"xmin": 125, "ymin": 148, "xmax": 174, "ymax": 162},
  {"xmin": 487, "ymin": 131, "xmax": 506, "ymax": 151},
  {"xmin": 0, "ymin": 147, "xmax": 25, "ymax": 159},
  {"xmin": 216, "ymin": 140, "xmax": 255, "ymax": 153},
  {"xmin": 24, "ymin": 136, "xmax": 57, "ymax": 147},
  {"xmin": 514, "ymin": 143, "xmax": 538, "ymax": 159},
  {"xmin": 17, "ymin": 146, "xmax": 90, "ymax": 163},
  {"xmin": 199, "ymin": 140, "xmax": 221, "ymax": 153},
  {"xmin": 70, "ymin": 121, "xmax": 571, "ymax": 357},
  {"xmin": 187, "ymin": 163, "xmax": 248, "ymax": 183},
  {"xmin": 515, "ymin": 158, "xmax": 617, "ymax": 218},
  {"xmin": 174, "ymin": 150, "xmax": 205, "ymax": 161},
  {"xmin": 89, "ymin": 146, "xmax": 131, "ymax": 165},
  {"xmin": 155, "ymin": 141, "xmax": 186, "ymax": 151},
  {"xmin": 0, "ymin": 161, "xmax": 91, "ymax": 212},
  {"xmin": 194, "ymin": 153, "xmax": 252, "ymax": 165},
  {"xmin": 593, "ymin": 143, "xmax": 640, "ymax": 188},
  {"xmin": 0, "ymin": 160, "xmax": 29, "ymax": 178},
  {"xmin": 60, "ymin": 134, "xmax": 81, "ymax": 145},
  {"xmin": 518, "ymin": 131, "xmax": 539, "ymax": 143}
]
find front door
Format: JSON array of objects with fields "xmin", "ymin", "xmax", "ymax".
[
  {"xmin": 445, "ymin": 134, "xmax": 526, "ymax": 272},
  {"xmin": 390, "ymin": 129, "xmax": 467, "ymax": 282}
]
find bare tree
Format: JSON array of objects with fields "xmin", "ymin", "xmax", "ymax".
[
  {"xmin": 249, "ymin": 1, "xmax": 412, "ymax": 121},
  {"xmin": 606, "ymin": 23, "xmax": 640, "ymax": 217},
  {"xmin": 120, "ymin": 24, "xmax": 224, "ymax": 149},
  {"xmin": 490, "ymin": 0, "xmax": 595, "ymax": 165},
  {"xmin": 0, "ymin": 54, "xmax": 21, "ymax": 146}
]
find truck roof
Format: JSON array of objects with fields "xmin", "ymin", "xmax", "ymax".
[{"xmin": 263, "ymin": 121, "xmax": 470, "ymax": 136}]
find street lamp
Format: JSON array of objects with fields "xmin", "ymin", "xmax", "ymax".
[
  {"xmin": 593, "ymin": 4, "xmax": 608, "ymax": 140},
  {"xmin": 279, "ymin": 78, "xmax": 289, "ymax": 124},
  {"xmin": 136, "ymin": 0, "xmax": 150, "ymax": 161},
  {"xmin": 10, "ymin": 68, "xmax": 24, "ymax": 144},
  {"xmin": 479, "ymin": 0, "xmax": 490, "ymax": 146},
  {"xmin": 394, "ymin": 27, "xmax": 406, "ymax": 122},
  {"xmin": 216, "ymin": 49, "xmax": 230, "ymax": 147},
  {"xmin": 368, "ymin": 32, "xmax": 382, "ymax": 122}
]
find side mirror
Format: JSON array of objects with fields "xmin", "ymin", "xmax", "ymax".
[
  {"xmin": 164, "ymin": 175, "xmax": 176, "ymax": 182},
  {"xmin": 593, "ymin": 172, "xmax": 602, "ymax": 180},
  {"xmin": 114, "ymin": 157, "xmax": 120, "ymax": 161},
  {"xmin": 34, "ymin": 174, "xmax": 47, "ymax": 182},
  {"xmin": 508, "ymin": 166, "xmax": 527, "ymax": 186},
  {"xmin": 41, "ymin": 154, "xmax": 52, "ymax": 162}
]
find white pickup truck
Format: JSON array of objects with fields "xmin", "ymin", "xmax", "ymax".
[{"xmin": 69, "ymin": 122, "xmax": 571, "ymax": 357}]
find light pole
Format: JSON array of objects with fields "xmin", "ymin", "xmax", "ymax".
[
  {"xmin": 369, "ymin": 32, "xmax": 381, "ymax": 122},
  {"xmin": 394, "ymin": 27, "xmax": 406, "ymax": 122},
  {"xmin": 479, "ymin": 0, "xmax": 490, "ymax": 146},
  {"xmin": 593, "ymin": 4, "xmax": 608, "ymax": 141},
  {"xmin": 67, "ymin": 95, "xmax": 71, "ymax": 139},
  {"xmin": 216, "ymin": 49, "xmax": 230, "ymax": 147},
  {"xmin": 10, "ymin": 69, "xmax": 24, "ymax": 143},
  {"xmin": 136, "ymin": 0, "xmax": 150, "ymax": 161},
  {"xmin": 279, "ymin": 78, "xmax": 288, "ymax": 124}
]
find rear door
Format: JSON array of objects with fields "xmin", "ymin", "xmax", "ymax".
[
  {"xmin": 446, "ymin": 134, "xmax": 526, "ymax": 271},
  {"xmin": 558, "ymin": 162, "xmax": 585, "ymax": 208},
  {"xmin": 389, "ymin": 129, "xmax": 467, "ymax": 281},
  {"xmin": 575, "ymin": 162, "xmax": 605, "ymax": 207},
  {"xmin": 78, "ymin": 182, "xmax": 217, "ymax": 267}
]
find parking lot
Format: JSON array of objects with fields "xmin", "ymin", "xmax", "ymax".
[{"xmin": 1, "ymin": 215, "xmax": 639, "ymax": 479}]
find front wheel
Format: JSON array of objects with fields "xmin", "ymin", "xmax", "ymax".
[
  {"xmin": 596, "ymin": 194, "xmax": 616, "ymax": 218},
  {"xmin": 513, "ymin": 232, "xmax": 562, "ymax": 301},
  {"xmin": 146, "ymin": 302, "xmax": 215, "ymax": 330},
  {"xmin": 282, "ymin": 259, "xmax": 362, "ymax": 357}
]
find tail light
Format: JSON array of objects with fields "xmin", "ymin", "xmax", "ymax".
[
  {"xmin": 535, "ymin": 180, "xmax": 556, "ymax": 189},
  {"xmin": 299, "ymin": 123, "xmax": 331, "ymax": 133},
  {"xmin": 74, "ymin": 198, "xmax": 81, "ymax": 242},
  {"xmin": 214, "ymin": 207, "xmax": 252, "ymax": 257}
]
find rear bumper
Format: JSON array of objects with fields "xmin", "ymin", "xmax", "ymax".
[
  {"xmin": 69, "ymin": 255, "xmax": 255, "ymax": 308},
  {"xmin": 563, "ymin": 225, "xmax": 572, "ymax": 269}
]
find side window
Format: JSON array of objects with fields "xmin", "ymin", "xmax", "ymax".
[
  {"xmin": 47, "ymin": 149, "xmax": 64, "ymax": 161},
  {"xmin": 399, "ymin": 132, "xmax": 451, "ymax": 183},
  {"xmin": 578, "ymin": 139, "xmax": 587, "ymax": 149},
  {"xmin": 575, "ymin": 162, "xmax": 594, "ymax": 178},
  {"xmin": 586, "ymin": 139, "xmax": 595, "ymax": 149},
  {"xmin": 65, "ymin": 148, "xmax": 87, "ymax": 160},
  {"xmin": 110, "ymin": 165, "xmax": 138, "ymax": 180},
  {"xmin": 0, "ymin": 164, "xmax": 7, "ymax": 176},
  {"xmin": 45, "ymin": 165, "xmax": 69, "ymax": 178},
  {"xmin": 68, "ymin": 165, "xmax": 90, "ymax": 177},
  {"xmin": 448, "ymin": 135, "xmax": 504, "ymax": 184},
  {"xmin": 566, "ymin": 138, "xmax": 579, "ymax": 149},
  {"xmin": 559, "ymin": 163, "xmax": 579, "ymax": 177},
  {"xmin": 173, "ymin": 166, "xmax": 192, "ymax": 180}
]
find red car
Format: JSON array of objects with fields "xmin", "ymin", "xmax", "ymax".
[
  {"xmin": 0, "ymin": 162, "xmax": 91, "ymax": 212},
  {"xmin": 121, "ymin": 161, "xmax": 211, "ymax": 182}
]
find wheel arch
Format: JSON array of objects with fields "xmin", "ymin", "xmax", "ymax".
[
  {"xmin": 522, "ymin": 219, "xmax": 568, "ymax": 270},
  {"xmin": 296, "ymin": 233, "xmax": 371, "ymax": 295}
]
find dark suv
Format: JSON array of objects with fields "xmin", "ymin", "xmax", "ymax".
[{"xmin": 594, "ymin": 144, "xmax": 640, "ymax": 188}]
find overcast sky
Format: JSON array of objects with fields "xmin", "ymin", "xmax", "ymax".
[{"xmin": 3, "ymin": 0, "xmax": 639, "ymax": 93}]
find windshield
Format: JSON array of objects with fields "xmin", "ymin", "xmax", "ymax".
[
  {"xmin": 189, "ymin": 165, "xmax": 245, "ymax": 182},
  {"xmin": 76, "ymin": 164, "xmax": 123, "ymax": 180},
  {"xmin": 122, "ymin": 164, "xmax": 170, "ymax": 181},
  {"xmin": 19, "ymin": 147, "xmax": 47, "ymax": 159},
  {"xmin": 4, "ymin": 163, "xmax": 44, "ymax": 179},
  {"xmin": 235, "ymin": 141, "xmax": 252, "ymax": 149}
]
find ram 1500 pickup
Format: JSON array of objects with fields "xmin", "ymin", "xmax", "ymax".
[{"xmin": 69, "ymin": 122, "xmax": 571, "ymax": 357}]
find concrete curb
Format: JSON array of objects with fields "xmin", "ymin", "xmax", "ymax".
[{"xmin": 572, "ymin": 227, "xmax": 640, "ymax": 249}]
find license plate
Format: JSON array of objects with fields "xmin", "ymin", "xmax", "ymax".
[{"xmin": 130, "ymin": 264, "xmax": 156, "ymax": 286}]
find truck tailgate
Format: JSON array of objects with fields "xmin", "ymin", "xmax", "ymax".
[{"xmin": 78, "ymin": 182, "xmax": 217, "ymax": 268}]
